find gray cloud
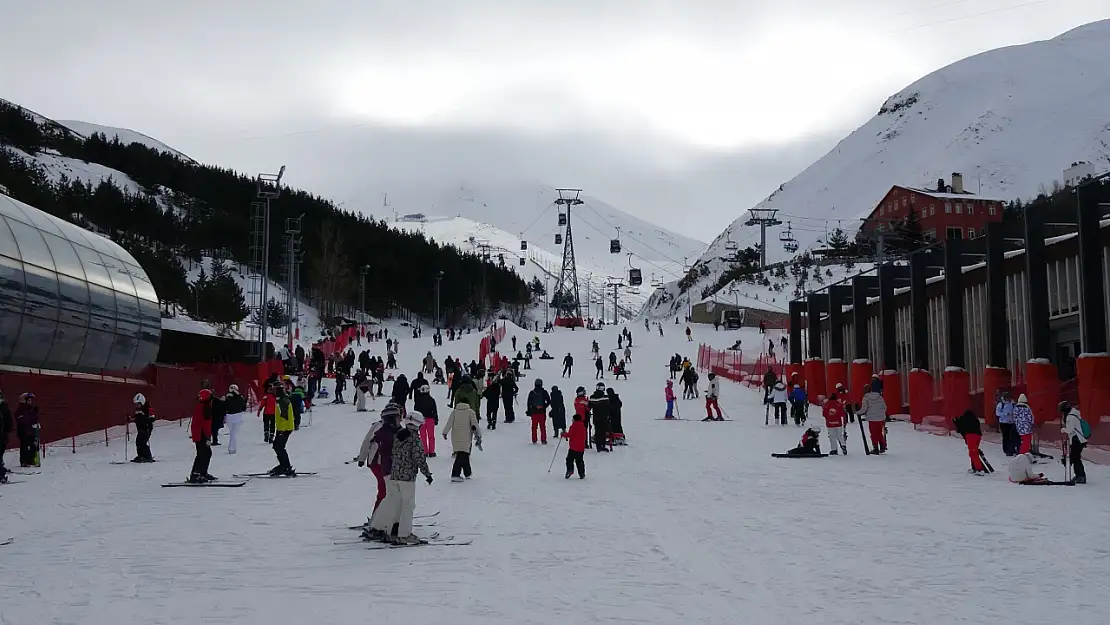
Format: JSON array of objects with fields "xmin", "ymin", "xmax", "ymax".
[{"xmin": 2, "ymin": 0, "xmax": 1107, "ymax": 240}]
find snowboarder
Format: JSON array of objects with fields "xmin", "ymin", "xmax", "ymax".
[
  {"xmin": 1060, "ymin": 401, "xmax": 1087, "ymax": 484},
  {"xmin": 14, "ymin": 393, "xmax": 40, "ymax": 468},
  {"xmin": 953, "ymin": 409, "xmax": 986, "ymax": 474},
  {"xmin": 563, "ymin": 412, "xmax": 587, "ymax": 479},
  {"xmin": 269, "ymin": 387, "xmax": 296, "ymax": 476},
  {"xmin": 589, "ymin": 382, "xmax": 611, "ymax": 452},
  {"xmin": 222, "ymin": 384, "xmax": 247, "ymax": 454},
  {"xmin": 704, "ymin": 373, "xmax": 723, "ymax": 421},
  {"xmin": 770, "ymin": 381, "xmax": 787, "ymax": 425},
  {"xmin": 441, "ymin": 396, "xmax": 481, "ymax": 482},
  {"xmin": 189, "ymin": 388, "xmax": 215, "ymax": 483},
  {"xmin": 366, "ymin": 412, "xmax": 433, "ymax": 545},
  {"xmin": 859, "ymin": 382, "xmax": 888, "ymax": 454},
  {"xmin": 549, "ymin": 386, "xmax": 567, "ymax": 438},
  {"xmin": 784, "ymin": 424, "xmax": 823, "ymax": 456},
  {"xmin": 413, "ymin": 384, "xmax": 438, "ymax": 458},
  {"xmin": 1013, "ymin": 394, "xmax": 1035, "ymax": 454},
  {"xmin": 526, "ymin": 379, "xmax": 551, "ymax": 444},
  {"xmin": 822, "ymin": 393, "xmax": 848, "ymax": 455},
  {"xmin": 130, "ymin": 393, "xmax": 156, "ymax": 462},
  {"xmin": 664, "ymin": 380, "xmax": 676, "ymax": 419}
]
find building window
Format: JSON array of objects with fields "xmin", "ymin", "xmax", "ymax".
[
  {"xmin": 945, "ymin": 203, "xmax": 952, "ymax": 214},
  {"xmin": 967, "ymin": 227, "xmax": 976, "ymax": 238},
  {"xmin": 921, "ymin": 209, "xmax": 927, "ymax": 220},
  {"xmin": 910, "ymin": 195, "xmax": 916, "ymax": 204},
  {"xmin": 930, "ymin": 204, "xmax": 936, "ymax": 216},
  {"xmin": 968, "ymin": 204, "xmax": 974, "ymax": 216},
  {"xmin": 956, "ymin": 203, "xmax": 963, "ymax": 214},
  {"xmin": 902, "ymin": 197, "xmax": 908, "ymax": 207},
  {"xmin": 989, "ymin": 205, "xmax": 997, "ymax": 216},
  {"xmin": 946, "ymin": 226, "xmax": 962, "ymax": 240}
]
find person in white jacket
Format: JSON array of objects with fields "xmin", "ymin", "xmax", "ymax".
[
  {"xmin": 703, "ymin": 373, "xmax": 723, "ymax": 421},
  {"xmin": 1059, "ymin": 401, "xmax": 1087, "ymax": 484},
  {"xmin": 1008, "ymin": 452, "xmax": 1051, "ymax": 484},
  {"xmin": 770, "ymin": 382, "xmax": 788, "ymax": 426},
  {"xmin": 442, "ymin": 399, "xmax": 482, "ymax": 482},
  {"xmin": 858, "ymin": 383, "xmax": 888, "ymax": 454}
]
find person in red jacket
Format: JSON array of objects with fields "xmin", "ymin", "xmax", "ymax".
[
  {"xmin": 562, "ymin": 413, "xmax": 587, "ymax": 479},
  {"xmin": 190, "ymin": 388, "xmax": 216, "ymax": 483},
  {"xmin": 822, "ymin": 393, "xmax": 848, "ymax": 455},
  {"xmin": 573, "ymin": 386, "xmax": 591, "ymax": 441},
  {"xmin": 257, "ymin": 384, "xmax": 277, "ymax": 444}
]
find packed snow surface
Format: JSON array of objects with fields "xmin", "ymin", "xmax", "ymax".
[
  {"xmin": 58, "ymin": 119, "xmax": 195, "ymax": 162},
  {"xmin": 2, "ymin": 323, "xmax": 1107, "ymax": 624}
]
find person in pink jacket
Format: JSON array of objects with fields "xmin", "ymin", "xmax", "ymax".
[{"xmin": 664, "ymin": 380, "xmax": 677, "ymax": 419}]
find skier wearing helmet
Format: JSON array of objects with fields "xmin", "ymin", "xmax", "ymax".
[
  {"xmin": 588, "ymin": 382, "xmax": 612, "ymax": 452},
  {"xmin": 413, "ymin": 384, "xmax": 438, "ymax": 457},
  {"xmin": 526, "ymin": 379, "xmax": 551, "ymax": 444},
  {"xmin": 130, "ymin": 393, "xmax": 155, "ymax": 463},
  {"xmin": 785, "ymin": 424, "xmax": 823, "ymax": 456},
  {"xmin": 367, "ymin": 412, "xmax": 433, "ymax": 545},
  {"xmin": 664, "ymin": 380, "xmax": 676, "ymax": 419},
  {"xmin": 189, "ymin": 388, "xmax": 216, "ymax": 483},
  {"xmin": 14, "ymin": 393, "xmax": 40, "ymax": 468}
]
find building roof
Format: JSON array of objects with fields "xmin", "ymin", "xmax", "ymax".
[{"xmin": 898, "ymin": 186, "xmax": 1007, "ymax": 203}]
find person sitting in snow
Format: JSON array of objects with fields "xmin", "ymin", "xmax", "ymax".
[
  {"xmin": 786, "ymin": 424, "xmax": 823, "ymax": 456},
  {"xmin": 1008, "ymin": 452, "xmax": 1052, "ymax": 485}
]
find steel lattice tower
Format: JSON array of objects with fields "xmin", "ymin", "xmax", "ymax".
[{"xmin": 552, "ymin": 188, "xmax": 584, "ymax": 321}]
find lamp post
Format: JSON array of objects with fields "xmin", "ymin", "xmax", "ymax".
[
  {"xmin": 434, "ymin": 270, "xmax": 444, "ymax": 329},
  {"xmin": 359, "ymin": 265, "xmax": 370, "ymax": 337}
]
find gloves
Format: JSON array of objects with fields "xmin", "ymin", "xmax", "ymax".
[
  {"xmin": 426, "ymin": 475, "xmax": 433, "ymax": 485},
  {"xmin": 475, "ymin": 439, "xmax": 483, "ymax": 451},
  {"xmin": 357, "ymin": 461, "xmax": 365, "ymax": 468},
  {"xmin": 442, "ymin": 433, "xmax": 448, "ymax": 440}
]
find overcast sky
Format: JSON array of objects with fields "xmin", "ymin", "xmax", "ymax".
[{"xmin": 2, "ymin": 0, "xmax": 1108, "ymax": 240}]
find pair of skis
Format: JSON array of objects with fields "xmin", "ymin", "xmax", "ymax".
[{"xmin": 162, "ymin": 471, "xmax": 318, "ymax": 488}]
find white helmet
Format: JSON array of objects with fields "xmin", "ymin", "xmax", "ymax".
[
  {"xmin": 228, "ymin": 384, "xmax": 240, "ymax": 394},
  {"xmin": 405, "ymin": 411, "xmax": 425, "ymax": 428},
  {"xmin": 133, "ymin": 393, "xmax": 146, "ymax": 405}
]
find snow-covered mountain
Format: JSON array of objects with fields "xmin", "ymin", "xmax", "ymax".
[
  {"xmin": 651, "ymin": 18, "xmax": 1110, "ymax": 319},
  {"xmin": 58, "ymin": 119, "xmax": 194, "ymax": 162},
  {"xmin": 362, "ymin": 182, "xmax": 706, "ymax": 287}
]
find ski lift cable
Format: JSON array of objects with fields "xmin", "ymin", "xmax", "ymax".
[
  {"xmin": 519, "ymin": 201, "xmax": 558, "ymax": 237},
  {"xmin": 572, "ymin": 212, "xmax": 684, "ymax": 279},
  {"xmin": 579, "ymin": 200, "xmax": 691, "ymax": 268}
]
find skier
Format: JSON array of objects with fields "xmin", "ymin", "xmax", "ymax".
[
  {"xmin": 595, "ymin": 355, "xmax": 604, "ymax": 380},
  {"xmin": 526, "ymin": 379, "xmax": 551, "ymax": 444},
  {"xmin": 391, "ymin": 374, "xmax": 410, "ymax": 408},
  {"xmin": 549, "ymin": 386, "xmax": 567, "ymax": 438},
  {"xmin": 589, "ymin": 382, "xmax": 611, "ymax": 452},
  {"xmin": 482, "ymin": 375, "xmax": 501, "ymax": 429},
  {"xmin": 614, "ymin": 360, "xmax": 629, "ymax": 381},
  {"xmin": 784, "ymin": 424, "xmax": 823, "ymax": 456},
  {"xmin": 189, "ymin": 388, "xmax": 216, "ymax": 483},
  {"xmin": 353, "ymin": 369, "xmax": 370, "ymax": 411},
  {"xmin": 442, "ymin": 395, "xmax": 481, "ymax": 482},
  {"xmin": 357, "ymin": 402, "xmax": 402, "ymax": 513},
  {"xmin": 1013, "ymin": 394, "xmax": 1034, "ymax": 454},
  {"xmin": 333, "ymin": 369, "xmax": 347, "ymax": 404},
  {"xmin": 953, "ymin": 409, "xmax": 986, "ymax": 474},
  {"xmin": 1059, "ymin": 401, "xmax": 1087, "ymax": 484},
  {"xmin": 681, "ymin": 365, "xmax": 697, "ymax": 400},
  {"xmin": 765, "ymin": 381, "xmax": 785, "ymax": 425},
  {"xmin": 130, "ymin": 393, "xmax": 155, "ymax": 462},
  {"xmin": 0, "ymin": 391, "xmax": 11, "ymax": 482},
  {"xmin": 291, "ymin": 380, "xmax": 306, "ymax": 429},
  {"xmin": 453, "ymin": 374, "xmax": 481, "ymax": 415},
  {"xmin": 210, "ymin": 386, "xmax": 225, "ymax": 446},
  {"xmin": 859, "ymin": 381, "xmax": 888, "ymax": 454},
  {"xmin": 14, "ymin": 393, "xmax": 40, "ymax": 468},
  {"xmin": 1008, "ymin": 452, "xmax": 1051, "ymax": 484},
  {"xmin": 413, "ymin": 384, "xmax": 438, "ymax": 458},
  {"xmin": 501, "ymin": 373, "xmax": 518, "ymax": 424},
  {"xmin": 685, "ymin": 326, "xmax": 692, "ymax": 342},
  {"xmin": 822, "ymin": 393, "xmax": 847, "ymax": 455},
  {"xmin": 269, "ymin": 386, "xmax": 296, "ymax": 476},
  {"xmin": 222, "ymin": 384, "xmax": 247, "ymax": 454},
  {"xmin": 563, "ymin": 412, "xmax": 588, "ymax": 479},
  {"xmin": 607, "ymin": 388, "xmax": 625, "ymax": 445},
  {"xmin": 762, "ymin": 368, "xmax": 777, "ymax": 405},
  {"xmin": 704, "ymin": 372, "xmax": 723, "ymax": 421},
  {"xmin": 367, "ymin": 412, "xmax": 433, "ymax": 545},
  {"xmin": 624, "ymin": 345, "xmax": 632, "ymax": 364},
  {"xmin": 608, "ymin": 351, "xmax": 618, "ymax": 371},
  {"xmin": 664, "ymin": 380, "xmax": 676, "ymax": 419},
  {"xmin": 257, "ymin": 383, "xmax": 277, "ymax": 444},
  {"xmin": 996, "ymin": 392, "xmax": 1017, "ymax": 456},
  {"xmin": 788, "ymin": 384, "xmax": 807, "ymax": 426}
]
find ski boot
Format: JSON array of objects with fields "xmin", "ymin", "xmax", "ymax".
[
  {"xmin": 268, "ymin": 465, "xmax": 284, "ymax": 476},
  {"xmin": 451, "ymin": 476, "xmax": 464, "ymax": 482},
  {"xmin": 188, "ymin": 473, "xmax": 207, "ymax": 484},
  {"xmin": 1075, "ymin": 475, "xmax": 1087, "ymax": 484},
  {"xmin": 204, "ymin": 473, "xmax": 217, "ymax": 482},
  {"xmin": 565, "ymin": 470, "xmax": 573, "ymax": 479},
  {"xmin": 840, "ymin": 445, "xmax": 847, "ymax": 455},
  {"xmin": 830, "ymin": 449, "xmax": 838, "ymax": 455}
]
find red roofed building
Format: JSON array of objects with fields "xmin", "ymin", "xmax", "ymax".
[{"xmin": 860, "ymin": 173, "xmax": 1005, "ymax": 242}]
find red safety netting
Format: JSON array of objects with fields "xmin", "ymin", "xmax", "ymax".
[{"xmin": 696, "ymin": 343, "xmax": 787, "ymax": 387}]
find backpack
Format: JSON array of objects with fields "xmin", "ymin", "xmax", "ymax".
[{"xmin": 1079, "ymin": 415, "xmax": 1092, "ymax": 439}]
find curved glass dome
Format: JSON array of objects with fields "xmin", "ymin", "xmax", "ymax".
[{"xmin": 0, "ymin": 193, "xmax": 161, "ymax": 373}]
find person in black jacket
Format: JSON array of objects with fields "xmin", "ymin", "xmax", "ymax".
[
  {"xmin": 0, "ymin": 390, "xmax": 13, "ymax": 482},
  {"xmin": 526, "ymin": 379, "xmax": 551, "ymax": 444},
  {"xmin": 483, "ymin": 376, "xmax": 501, "ymax": 429},
  {"xmin": 501, "ymin": 373, "xmax": 518, "ymax": 424},
  {"xmin": 562, "ymin": 353, "xmax": 573, "ymax": 377},
  {"xmin": 413, "ymin": 383, "xmax": 439, "ymax": 457},
  {"xmin": 588, "ymin": 383, "xmax": 611, "ymax": 452},
  {"xmin": 953, "ymin": 409, "xmax": 987, "ymax": 474},
  {"xmin": 131, "ymin": 393, "xmax": 156, "ymax": 462},
  {"xmin": 391, "ymin": 374, "xmax": 409, "ymax": 407},
  {"xmin": 210, "ymin": 390, "xmax": 226, "ymax": 446},
  {"xmin": 549, "ymin": 386, "xmax": 567, "ymax": 438},
  {"xmin": 606, "ymin": 388, "xmax": 625, "ymax": 445}
]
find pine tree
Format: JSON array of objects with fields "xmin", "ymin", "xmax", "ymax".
[
  {"xmin": 827, "ymin": 228, "xmax": 851, "ymax": 257},
  {"xmin": 193, "ymin": 259, "xmax": 249, "ymax": 326},
  {"xmin": 895, "ymin": 210, "xmax": 926, "ymax": 252}
]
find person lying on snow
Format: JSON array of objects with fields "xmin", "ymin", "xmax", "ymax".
[
  {"xmin": 1008, "ymin": 452, "xmax": 1052, "ymax": 484},
  {"xmin": 785, "ymin": 424, "xmax": 823, "ymax": 456}
]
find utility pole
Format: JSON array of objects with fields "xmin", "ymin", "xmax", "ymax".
[
  {"xmin": 607, "ymin": 277, "xmax": 623, "ymax": 325},
  {"xmin": 476, "ymin": 242, "xmax": 491, "ymax": 321},
  {"xmin": 434, "ymin": 270, "xmax": 444, "ymax": 329},
  {"xmin": 250, "ymin": 166, "xmax": 285, "ymax": 360},
  {"xmin": 359, "ymin": 265, "xmax": 370, "ymax": 334},
  {"xmin": 744, "ymin": 208, "xmax": 782, "ymax": 269}
]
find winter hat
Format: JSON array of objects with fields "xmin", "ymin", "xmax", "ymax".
[
  {"xmin": 707, "ymin": 372, "xmax": 716, "ymax": 380},
  {"xmin": 133, "ymin": 393, "xmax": 147, "ymax": 404},
  {"xmin": 835, "ymin": 382, "xmax": 845, "ymax": 391},
  {"xmin": 793, "ymin": 384, "xmax": 800, "ymax": 389},
  {"xmin": 1057, "ymin": 401, "xmax": 1071, "ymax": 414},
  {"xmin": 535, "ymin": 379, "xmax": 544, "ymax": 388},
  {"xmin": 228, "ymin": 384, "xmax": 240, "ymax": 394},
  {"xmin": 595, "ymin": 382, "xmax": 606, "ymax": 392},
  {"xmin": 1017, "ymin": 394, "xmax": 1029, "ymax": 404},
  {"xmin": 666, "ymin": 380, "xmax": 673, "ymax": 386},
  {"xmin": 405, "ymin": 411, "xmax": 425, "ymax": 428},
  {"xmin": 576, "ymin": 386, "xmax": 586, "ymax": 396}
]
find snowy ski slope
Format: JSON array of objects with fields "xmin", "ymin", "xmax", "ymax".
[
  {"xmin": 58, "ymin": 119, "xmax": 195, "ymax": 162},
  {"xmin": 2, "ymin": 322, "xmax": 1107, "ymax": 624}
]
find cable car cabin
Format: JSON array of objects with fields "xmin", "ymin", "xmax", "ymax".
[
  {"xmin": 628, "ymin": 268, "xmax": 643, "ymax": 286},
  {"xmin": 610, "ymin": 239, "xmax": 621, "ymax": 253},
  {"xmin": 558, "ymin": 213, "xmax": 567, "ymax": 226},
  {"xmin": 519, "ymin": 257, "xmax": 526, "ymax": 266},
  {"xmin": 520, "ymin": 240, "xmax": 528, "ymax": 251},
  {"xmin": 555, "ymin": 233, "xmax": 563, "ymax": 245}
]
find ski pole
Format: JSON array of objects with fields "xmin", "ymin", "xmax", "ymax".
[
  {"xmin": 123, "ymin": 415, "xmax": 129, "ymax": 463},
  {"xmin": 547, "ymin": 435, "xmax": 563, "ymax": 473}
]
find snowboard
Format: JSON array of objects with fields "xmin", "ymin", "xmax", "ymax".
[
  {"xmin": 162, "ymin": 481, "xmax": 247, "ymax": 488},
  {"xmin": 771, "ymin": 453, "xmax": 829, "ymax": 458}
]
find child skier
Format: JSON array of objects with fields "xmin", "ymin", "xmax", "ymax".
[
  {"xmin": 550, "ymin": 385, "xmax": 567, "ymax": 438},
  {"xmin": 703, "ymin": 372, "xmax": 723, "ymax": 420},
  {"xmin": 130, "ymin": 393, "xmax": 156, "ymax": 463},
  {"xmin": 563, "ymin": 412, "xmax": 587, "ymax": 479},
  {"xmin": 822, "ymin": 393, "xmax": 847, "ymax": 455},
  {"xmin": 785, "ymin": 424, "xmax": 823, "ymax": 456},
  {"xmin": 357, "ymin": 402, "xmax": 403, "ymax": 515},
  {"xmin": 257, "ymin": 384, "xmax": 277, "ymax": 444},
  {"xmin": 664, "ymin": 380, "xmax": 676, "ymax": 419},
  {"xmin": 1013, "ymin": 394, "xmax": 1035, "ymax": 454},
  {"xmin": 526, "ymin": 379, "xmax": 551, "ymax": 444},
  {"xmin": 953, "ymin": 409, "xmax": 987, "ymax": 474}
]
